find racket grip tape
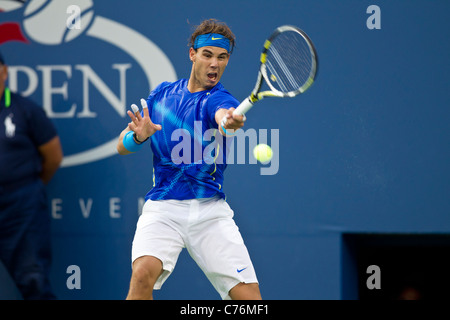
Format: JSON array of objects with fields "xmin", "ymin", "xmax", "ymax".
[
  {"xmin": 233, "ymin": 97, "xmax": 255, "ymax": 116},
  {"xmin": 219, "ymin": 96, "xmax": 253, "ymax": 128}
]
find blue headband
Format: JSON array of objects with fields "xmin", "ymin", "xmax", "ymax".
[{"xmin": 193, "ymin": 33, "xmax": 231, "ymax": 52}]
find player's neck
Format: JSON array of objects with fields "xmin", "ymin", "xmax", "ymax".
[
  {"xmin": 187, "ymin": 76, "xmax": 205, "ymax": 93},
  {"xmin": 187, "ymin": 67, "xmax": 214, "ymax": 93}
]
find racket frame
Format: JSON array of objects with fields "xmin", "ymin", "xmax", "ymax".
[{"xmin": 221, "ymin": 25, "xmax": 318, "ymax": 126}]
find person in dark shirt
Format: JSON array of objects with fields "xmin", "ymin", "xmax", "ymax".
[{"xmin": 0, "ymin": 51, "xmax": 63, "ymax": 299}]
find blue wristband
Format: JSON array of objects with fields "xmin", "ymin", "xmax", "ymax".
[
  {"xmin": 123, "ymin": 131, "xmax": 143, "ymax": 152},
  {"xmin": 221, "ymin": 124, "xmax": 237, "ymax": 136}
]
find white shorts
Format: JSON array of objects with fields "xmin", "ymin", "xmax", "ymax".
[{"xmin": 131, "ymin": 196, "xmax": 258, "ymax": 299}]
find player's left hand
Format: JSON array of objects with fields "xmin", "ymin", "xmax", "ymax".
[{"xmin": 127, "ymin": 99, "xmax": 162, "ymax": 141}]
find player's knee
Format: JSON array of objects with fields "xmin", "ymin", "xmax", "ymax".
[
  {"xmin": 127, "ymin": 260, "xmax": 162, "ymax": 299},
  {"xmin": 131, "ymin": 256, "xmax": 162, "ymax": 286},
  {"xmin": 229, "ymin": 282, "xmax": 262, "ymax": 300}
]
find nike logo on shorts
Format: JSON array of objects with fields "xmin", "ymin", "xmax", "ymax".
[{"xmin": 237, "ymin": 267, "xmax": 247, "ymax": 273}]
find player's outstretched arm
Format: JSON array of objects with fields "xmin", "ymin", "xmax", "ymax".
[{"xmin": 117, "ymin": 99, "xmax": 162, "ymax": 155}]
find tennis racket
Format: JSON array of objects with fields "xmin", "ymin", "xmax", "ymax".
[{"xmin": 221, "ymin": 25, "xmax": 318, "ymax": 127}]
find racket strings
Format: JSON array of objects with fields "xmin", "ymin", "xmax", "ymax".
[{"xmin": 266, "ymin": 30, "xmax": 314, "ymax": 93}]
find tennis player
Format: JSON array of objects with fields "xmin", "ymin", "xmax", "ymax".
[{"xmin": 117, "ymin": 19, "xmax": 261, "ymax": 300}]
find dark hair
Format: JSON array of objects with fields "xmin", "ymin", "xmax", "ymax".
[{"xmin": 189, "ymin": 19, "xmax": 236, "ymax": 53}]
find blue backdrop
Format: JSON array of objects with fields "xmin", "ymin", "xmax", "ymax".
[{"xmin": 1, "ymin": 0, "xmax": 449, "ymax": 299}]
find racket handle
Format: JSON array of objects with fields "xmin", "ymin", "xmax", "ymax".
[
  {"xmin": 233, "ymin": 97, "xmax": 255, "ymax": 116},
  {"xmin": 220, "ymin": 97, "xmax": 253, "ymax": 128}
]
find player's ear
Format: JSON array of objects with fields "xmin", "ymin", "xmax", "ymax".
[{"xmin": 189, "ymin": 47, "xmax": 196, "ymax": 63}]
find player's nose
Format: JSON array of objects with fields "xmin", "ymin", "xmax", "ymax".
[{"xmin": 210, "ymin": 57, "xmax": 219, "ymax": 68}]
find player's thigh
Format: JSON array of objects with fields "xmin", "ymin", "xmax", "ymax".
[
  {"xmin": 132, "ymin": 200, "xmax": 185, "ymax": 274},
  {"xmin": 187, "ymin": 199, "xmax": 258, "ymax": 298}
]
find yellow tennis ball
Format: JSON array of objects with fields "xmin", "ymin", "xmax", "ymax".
[{"xmin": 253, "ymin": 144, "xmax": 273, "ymax": 163}]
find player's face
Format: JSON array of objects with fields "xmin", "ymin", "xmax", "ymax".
[{"xmin": 189, "ymin": 46, "xmax": 230, "ymax": 92}]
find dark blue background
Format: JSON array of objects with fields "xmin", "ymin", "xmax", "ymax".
[{"xmin": 1, "ymin": 0, "xmax": 449, "ymax": 299}]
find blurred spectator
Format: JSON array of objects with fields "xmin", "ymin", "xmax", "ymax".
[{"xmin": 0, "ymin": 51, "xmax": 63, "ymax": 299}]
